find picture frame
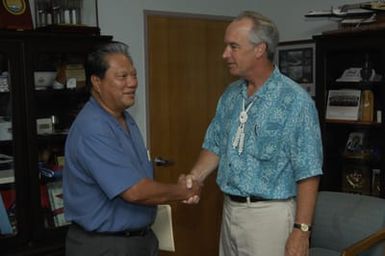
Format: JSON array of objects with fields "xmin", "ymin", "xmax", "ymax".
[{"xmin": 276, "ymin": 40, "xmax": 315, "ymax": 97}]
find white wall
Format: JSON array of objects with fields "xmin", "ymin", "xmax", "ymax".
[
  {"xmin": 254, "ymin": 0, "xmax": 354, "ymax": 42},
  {"xmin": 97, "ymin": 0, "xmax": 253, "ymax": 143},
  {"xmin": 97, "ymin": 0, "xmax": 352, "ymax": 143}
]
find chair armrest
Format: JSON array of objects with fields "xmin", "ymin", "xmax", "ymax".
[{"xmin": 341, "ymin": 228, "xmax": 385, "ymax": 256}]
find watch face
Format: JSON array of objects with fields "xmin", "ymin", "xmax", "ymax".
[
  {"xmin": 301, "ymin": 224, "xmax": 309, "ymax": 232},
  {"xmin": 294, "ymin": 223, "xmax": 311, "ymax": 232}
]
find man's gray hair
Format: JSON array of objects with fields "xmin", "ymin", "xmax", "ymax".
[{"xmin": 235, "ymin": 11, "xmax": 279, "ymax": 62}]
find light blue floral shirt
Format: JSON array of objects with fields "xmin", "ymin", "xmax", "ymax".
[{"xmin": 203, "ymin": 67, "xmax": 323, "ymax": 199}]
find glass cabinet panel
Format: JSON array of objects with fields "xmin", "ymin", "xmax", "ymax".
[
  {"xmin": 32, "ymin": 49, "xmax": 88, "ymax": 229},
  {"xmin": 0, "ymin": 52, "xmax": 17, "ymax": 237}
]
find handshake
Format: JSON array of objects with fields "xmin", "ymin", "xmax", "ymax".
[{"xmin": 177, "ymin": 174, "xmax": 202, "ymax": 204}]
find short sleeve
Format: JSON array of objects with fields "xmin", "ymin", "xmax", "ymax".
[{"xmin": 290, "ymin": 100, "xmax": 323, "ymax": 181}]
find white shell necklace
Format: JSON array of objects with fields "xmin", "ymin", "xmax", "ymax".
[{"xmin": 232, "ymin": 98, "xmax": 254, "ymax": 155}]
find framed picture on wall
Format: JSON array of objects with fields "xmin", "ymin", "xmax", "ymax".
[{"xmin": 276, "ymin": 40, "xmax": 315, "ymax": 97}]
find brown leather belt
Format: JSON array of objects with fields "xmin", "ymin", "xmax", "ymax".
[
  {"xmin": 227, "ymin": 194, "xmax": 269, "ymax": 203},
  {"xmin": 72, "ymin": 222, "xmax": 149, "ymax": 237}
]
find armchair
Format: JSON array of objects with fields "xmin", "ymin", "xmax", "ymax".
[{"xmin": 310, "ymin": 191, "xmax": 385, "ymax": 256}]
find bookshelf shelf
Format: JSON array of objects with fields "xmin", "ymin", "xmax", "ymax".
[
  {"xmin": 314, "ymin": 29, "xmax": 385, "ymax": 198},
  {"xmin": 325, "ymin": 119, "xmax": 382, "ymax": 126}
]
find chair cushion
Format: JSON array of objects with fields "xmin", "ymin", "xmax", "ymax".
[
  {"xmin": 311, "ymin": 191, "xmax": 385, "ymax": 255},
  {"xmin": 310, "ymin": 247, "xmax": 340, "ymax": 256}
]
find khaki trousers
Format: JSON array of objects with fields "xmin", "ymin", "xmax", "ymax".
[{"xmin": 220, "ymin": 195, "xmax": 295, "ymax": 256}]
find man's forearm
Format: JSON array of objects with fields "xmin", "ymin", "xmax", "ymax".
[
  {"xmin": 190, "ymin": 149, "xmax": 219, "ymax": 183},
  {"xmin": 295, "ymin": 176, "xmax": 320, "ymax": 225}
]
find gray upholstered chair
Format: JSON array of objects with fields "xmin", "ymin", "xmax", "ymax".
[{"xmin": 310, "ymin": 191, "xmax": 385, "ymax": 256}]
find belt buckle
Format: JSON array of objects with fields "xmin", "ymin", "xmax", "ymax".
[{"xmin": 124, "ymin": 227, "xmax": 147, "ymax": 237}]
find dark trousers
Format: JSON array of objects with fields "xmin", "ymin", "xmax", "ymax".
[{"xmin": 65, "ymin": 224, "xmax": 159, "ymax": 256}]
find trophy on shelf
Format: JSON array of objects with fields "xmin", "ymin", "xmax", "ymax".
[
  {"xmin": 34, "ymin": 0, "xmax": 99, "ymax": 35},
  {"xmin": 0, "ymin": 0, "xmax": 33, "ymax": 30}
]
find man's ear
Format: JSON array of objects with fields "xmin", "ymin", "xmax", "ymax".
[
  {"xmin": 91, "ymin": 75, "xmax": 101, "ymax": 92},
  {"xmin": 255, "ymin": 42, "xmax": 267, "ymax": 58}
]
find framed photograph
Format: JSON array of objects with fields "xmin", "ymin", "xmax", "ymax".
[{"xmin": 276, "ymin": 40, "xmax": 315, "ymax": 97}]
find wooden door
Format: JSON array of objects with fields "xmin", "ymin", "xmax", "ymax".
[{"xmin": 147, "ymin": 14, "xmax": 234, "ymax": 256}]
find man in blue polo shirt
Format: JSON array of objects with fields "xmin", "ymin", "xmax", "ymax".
[
  {"xmin": 63, "ymin": 41, "xmax": 201, "ymax": 256},
  {"xmin": 185, "ymin": 11, "xmax": 323, "ymax": 256}
]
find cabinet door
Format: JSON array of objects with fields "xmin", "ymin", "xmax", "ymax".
[
  {"xmin": 0, "ymin": 41, "xmax": 30, "ymax": 247},
  {"xmin": 25, "ymin": 39, "xmax": 92, "ymax": 238}
]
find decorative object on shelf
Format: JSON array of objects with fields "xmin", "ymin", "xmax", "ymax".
[
  {"xmin": 325, "ymin": 89, "xmax": 361, "ymax": 121},
  {"xmin": 336, "ymin": 67, "xmax": 379, "ymax": 82},
  {"xmin": 360, "ymin": 90, "xmax": 374, "ymax": 122},
  {"xmin": 376, "ymin": 110, "xmax": 382, "ymax": 123},
  {"xmin": 371, "ymin": 168, "xmax": 381, "ymax": 196},
  {"xmin": 343, "ymin": 131, "xmax": 372, "ymax": 159},
  {"xmin": 65, "ymin": 64, "xmax": 86, "ymax": 89},
  {"xmin": 34, "ymin": 0, "xmax": 99, "ymax": 35},
  {"xmin": 305, "ymin": 1, "xmax": 385, "ymax": 33},
  {"xmin": 276, "ymin": 40, "xmax": 315, "ymax": 97},
  {"xmin": 34, "ymin": 71, "xmax": 57, "ymax": 90},
  {"xmin": 0, "ymin": 0, "xmax": 33, "ymax": 30},
  {"xmin": 342, "ymin": 160, "xmax": 371, "ymax": 195},
  {"xmin": 361, "ymin": 53, "xmax": 373, "ymax": 81},
  {"xmin": 36, "ymin": 118, "xmax": 53, "ymax": 135}
]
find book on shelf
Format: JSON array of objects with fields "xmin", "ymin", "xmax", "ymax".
[
  {"xmin": 0, "ymin": 189, "xmax": 16, "ymax": 233},
  {"xmin": 47, "ymin": 181, "xmax": 70, "ymax": 227},
  {"xmin": 0, "ymin": 193, "xmax": 12, "ymax": 235},
  {"xmin": 326, "ymin": 89, "xmax": 361, "ymax": 121},
  {"xmin": 0, "ymin": 153, "xmax": 14, "ymax": 184}
]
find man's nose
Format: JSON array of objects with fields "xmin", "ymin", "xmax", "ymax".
[{"xmin": 222, "ymin": 46, "xmax": 230, "ymax": 59}]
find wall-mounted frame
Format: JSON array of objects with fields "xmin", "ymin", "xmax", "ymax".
[{"xmin": 276, "ymin": 39, "xmax": 315, "ymax": 97}]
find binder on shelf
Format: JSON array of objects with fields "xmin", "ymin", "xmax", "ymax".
[
  {"xmin": 0, "ymin": 193, "xmax": 13, "ymax": 235},
  {"xmin": 326, "ymin": 89, "xmax": 361, "ymax": 121}
]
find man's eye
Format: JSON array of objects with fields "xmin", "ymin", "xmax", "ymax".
[{"xmin": 118, "ymin": 75, "xmax": 128, "ymax": 79}]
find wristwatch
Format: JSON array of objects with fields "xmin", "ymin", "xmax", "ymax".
[{"xmin": 293, "ymin": 223, "xmax": 312, "ymax": 232}]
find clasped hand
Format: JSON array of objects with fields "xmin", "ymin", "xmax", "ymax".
[{"xmin": 178, "ymin": 174, "xmax": 202, "ymax": 204}]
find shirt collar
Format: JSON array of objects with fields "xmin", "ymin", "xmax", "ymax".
[
  {"xmin": 240, "ymin": 66, "xmax": 281, "ymax": 102},
  {"xmin": 89, "ymin": 96, "xmax": 135, "ymax": 125}
]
